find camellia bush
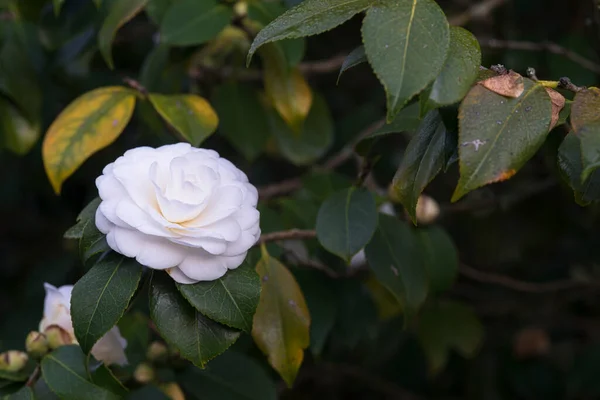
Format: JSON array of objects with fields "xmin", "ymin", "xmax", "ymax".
[{"xmin": 2, "ymin": 0, "xmax": 600, "ymax": 398}]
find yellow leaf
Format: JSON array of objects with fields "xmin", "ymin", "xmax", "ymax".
[
  {"xmin": 261, "ymin": 44, "xmax": 312, "ymax": 133},
  {"xmin": 252, "ymin": 246, "xmax": 310, "ymax": 387},
  {"xmin": 149, "ymin": 94, "xmax": 218, "ymax": 146},
  {"xmin": 42, "ymin": 86, "xmax": 136, "ymax": 194}
]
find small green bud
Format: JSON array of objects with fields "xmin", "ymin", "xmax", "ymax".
[
  {"xmin": 133, "ymin": 363, "xmax": 155, "ymax": 384},
  {"xmin": 25, "ymin": 331, "xmax": 49, "ymax": 359},
  {"xmin": 146, "ymin": 341, "xmax": 168, "ymax": 364},
  {"xmin": 44, "ymin": 325, "xmax": 73, "ymax": 349},
  {"xmin": 0, "ymin": 351, "xmax": 28, "ymax": 372}
]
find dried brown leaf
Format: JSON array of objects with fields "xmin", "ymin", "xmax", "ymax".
[
  {"xmin": 545, "ymin": 87, "xmax": 566, "ymax": 131},
  {"xmin": 478, "ymin": 70, "xmax": 524, "ymax": 98}
]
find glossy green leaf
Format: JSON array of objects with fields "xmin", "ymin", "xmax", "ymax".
[
  {"xmin": 392, "ymin": 110, "xmax": 446, "ymax": 224},
  {"xmin": 364, "ymin": 214, "xmax": 428, "ymax": 318},
  {"xmin": 41, "ymin": 346, "xmax": 119, "ymax": 400},
  {"xmin": 452, "ymin": 78, "xmax": 552, "ymax": 201},
  {"xmin": 571, "ymin": 88, "xmax": 600, "ymax": 181},
  {"xmin": 64, "ymin": 198, "xmax": 101, "ymax": 240},
  {"xmin": 72, "ymin": 253, "xmax": 143, "ymax": 354},
  {"xmin": 426, "ymin": 27, "xmax": 481, "ymax": 107},
  {"xmin": 558, "ymin": 132, "xmax": 600, "ymax": 206},
  {"xmin": 146, "ymin": 0, "xmax": 174, "ymax": 25},
  {"xmin": 212, "ymin": 83, "xmax": 270, "ymax": 161},
  {"xmin": 316, "ymin": 187, "xmax": 378, "ymax": 262},
  {"xmin": 90, "ymin": 365, "xmax": 128, "ymax": 397},
  {"xmin": 177, "ymin": 262, "xmax": 261, "ymax": 333},
  {"xmin": 416, "ymin": 226, "xmax": 458, "ymax": 293},
  {"xmin": 98, "ymin": 0, "xmax": 148, "ymax": 69},
  {"xmin": 417, "ymin": 301, "xmax": 483, "ymax": 373},
  {"xmin": 160, "ymin": 0, "xmax": 233, "ymax": 46},
  {"xmin": 269, "ymin": 94, "xmax": 334, "ymax": 166},
  {"xmin": 4, "ymin": 386, "xmax": 33, "ymax": 400},
  {"xmin": 247, "ymin": 0, "xmax": 373, "ymax": 63},
  {"xmin": 337, "ymin": 45, "xmax": 366, "ymax": 83},
  {"xmin": 149, "ymin": 93, "xmax": 218, "ymax": 146},
  {"xmin": 79, "ymin": 217, "xmax": 109, "ymax": 266},
  {"xmin": 252, "ymin": 247, "xmax": 310, "ymax": 387},
  {"xmin": 362, "ymin": 0, "xmax": 449, "ymax": 121},
  {"xmin": 33, "ymin": 376, "xmax": 59, "ymax": 400},
  {"xmin": 149, "ymin": 272, "xmax": 240, "ymax": 368},
  {"xmin": 180, "ymin": 351, "xmax": 277, "ymax": 400},
  {"xmin": 0, "ymin": 96, "xmax": 40, "ymax": 155}
]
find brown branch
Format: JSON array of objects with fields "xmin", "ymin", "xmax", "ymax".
[
  {"xmin": 478, "ymin": 38, "xmax": 600, "ymax": 75},
  {"xmin": 459, "ymin": 263, "xmax": 595, "ymax": 293},
  {"xmin": 25, "ymin": 365, "xmax": 40, "ymax": 387},
  {"xmin": 258, "ymin": 177, "xmax": 302, "ymax": 200},
  {"xmin": 256, "ymin": 229, "xmax": 317, "ymax": 245},
  {"xmin": 448, "ymin": 0, "xmax": 507, "ymax": 26}
]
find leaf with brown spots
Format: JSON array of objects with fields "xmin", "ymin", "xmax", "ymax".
[
  {"xmin": 571, "ymin": 87, "xmax": 600, "ymax": 181},
  {"xmin": 42, "ymin": 86, "xmax": 136, "ymax": 194},
  {"xmin": 478, "ymin": 70, "xmax": 524, "ymax": 98},
  {"xmin": 452, "ymin": 78, "xmax": 552, "ymax": 201},
  {"xmin": 545, "ymin": 88, "xmax": 566, "ymax": 131}
]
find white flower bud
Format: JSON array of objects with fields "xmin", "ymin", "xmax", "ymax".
[
  {"xmin": 415, "ymin": 195, "xmax": 440, "ymax": 225},
  {"xmin": 134, "ymin": 363, "xmax": 155, "ymax": 384},
  {"xmin": 0, "ymin": 351, "xmax": 28, "ymax": 372}
]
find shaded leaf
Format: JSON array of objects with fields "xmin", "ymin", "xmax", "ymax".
[
  {"xmin": 212, "ymin": 83, "xmax": 270, "ymax": 161},
  {"xmin": 139, "ymin": 44, "xmax": 170, "ymax": 92},
  {"xmin": 417, "ymin": 301, "xmax": 483, "ymax": 373},
  {"xmin": 42, "ymin": 87, "xmax": 136, "ymax": 194},
  {"xmin": 146, "ymin": 0, "xmax": 174, "ymax": 25},
  {"xmin": 0, "ymin": 360, "xmax": 35, "ymax": 383},
  {"xmin": 364, "ymin": 214, "xmax": 428, "ymax": 318},
  {"xmin": 362, "ymin": 0, "xmax": 449, "ymax": 121},
  {"xmin": 252, "ymin": 247, "xmax": 310, "ymax": 387},
  {"xmin": 479, "ymin": 70, "xmax": 524, "ymax": 98},
  {"xmin": 571, "ymin": 88, "xmax": 600, "ymax": 181},
  {"xmin": 416, "ymin": 226, "xmax": 458, "ymax": 293},
  {"xmin": 4, "ymin": 386, "xmax": 34, "ymax": 400},
  {"xmin": 557, "ymin": 132, "xmax": 600, "ymax": 206},
  {"xmin": 160, "ymin": 0, "xmax": 233, "ymax": 46},
  {"xmin": 72, "ymin": 253, "xmax": 143, "ymax": 354},
  {"xmin": 33, "ymin": 376, "xmax": 59, "ymax": 400},
  {"xmin": 248, "ymin": 0, "xmax": 373, "ymax": 62},
  {"xmin": 149, "ymin": 93, "xmax": 218, "ymax": 146},
  {"xmin": 452, "ymin": 78, "xmax": 552, "ymax": 201},
  {"xmin": 426, "ymin": 27, "xmax": 481, "ymax": 107},
  {"xmin": 41, "ymin": 346, "xmax": 119, "ymax": 400},
  {"xmin": 98, "ymin": 0, "xmax": 148, "ymax": 69},
  {"xmin": 127, "ymin": 386, "xmax": 170, "ymax": 400},
  {"xmin": 0, "ymin": 96, "xmax": 40, "ymax": 155},
  {"xmin": 90, "ymin": 364, "xmax": 128, "ymax": 397},
  {"xmin": 337, "ymin": 45, "xmax": 366, "ymax": 83},
  {"xmin": 64, "ymin": 198, "xmax": 101, "ymax": 240},
  {"xmin": 316, "ymin": 187, "xmax": 378, "ymax": 262},
  {"xmin": 149, "ymin": 272, "xmax": 240, "ymax": 368},
  {"xmin": 177, "ymin": 262, "xmax": 261, "ymax": 333},
  {"xmin": 52, "ymin": 0, "xmax": 64, "ymax": 15},
  {"xmin": 391, "ymin": 110, "xmax": 446, "ymax": 224},
  {"xmin": 79, "ymin": 217, "xmax": 109, "ymax": 266}
]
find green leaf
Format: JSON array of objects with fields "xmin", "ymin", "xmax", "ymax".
[
  {"xmin": 71, "ymin": 253, "xmax": 143, "ymax": 354},
  {"xmin": 42, "ymin": 86, "xmax": 136, "ymax": 194},
  {"xmin": 79, "ymin": 218, "xmax": 109, "ymax": 266},
  {"xmin": 52, "ymin": 0, "xmax": 64, "ymax": 15},
  {"xmin": 452, "ymin": 78, "xmax": 552, "ymax": 201},
  {"xmin": 177, "ymin": 262, "xmax": 261, "ymax": 333},
  {"xmin": 247, "ymin": 0, "xmax": 373, "ymax": 63},
  {"xmin": 391, "ymin": 110, "xmax": 446, "ymax": 224},
  {"xmin": 41, "ymin": 346, "xmax": 119, "ymax": 400},
  {"xmin": 269, "ymin": 93, "xmax": 334, "ymax": 166},
  {"xmin": 98, "ymin": 0, "xmax": 148, "ymax": 69},
  {"xmin": 33, "ymin": 376, "xmax": 59, "ymax": 400},
  {"xmin": 252, "ymin": 248, "xmax": 310, "ymax": 387},
  {"xmin": 557, "ymin": 132, "xmax": 600, "ymax": 206},
  {"xmin": 362, "ymin": 0, "xmax": 449, "ymax": 121},
  {"xmin": 160, "ymin": 0, "xmax": 233, "ymax": 46},
  {"xmin": 90, "ymin": 364, "xmax": 128, "ymax": 397},
  {"xmin": 571, "ymin": 88, "xmax": 600, "ymax": 181},
  {"xmin": 64, "ymin": 198, "xmax": 101, "ymax": 240},
  {"xmin": 149, "ymin": 272, "xmax": 240, "ymax": 368},
  {"xmin": 337, "ymin": 45, "xmax": 366, "ymax": 83},
  {"xmin": 364, "ymin": 214, "xmax": 428, "ymax": 318},
  {"xmin": 416, "ymin": 226, "xmax": 458, "ymax": 293},
  {"xmin": 0, "ymin": 361, "xmax": 35, "ymax": 382},
  {"xmin": 146, "ymin": 0, "xmax": 174, "ymax": 25},
  {"xmin": 118, "ymin": 312, "xmax": 149, "ymax": 366},
  {"xmin": 0, "ymin": 96, "xmax": 40, "ymax": 155},
  {"xmin": 139, "ymin": 44, "xmax": 170, "ymax": 93},
  {"xmin": 426, "ymin": 27, "xmax": 481, "ymax": 107},
  {"xmin": 180, "ymin": 351, "xmax": 277, "ymax": 400},
  {"xmin": 316, "ymin": 187, "xmax": 378, "ymax": 262},
  {"xmin": 417, "ymin": 301, "xmax": 483, "ymax": 373},
  {"xmin": 126, "ymin": 386, "xmax": 169, "ymax": 400},
  {"xmin": 4, "ymin": 386, "xmax": 34, "ymax": 400},
  {"xmin": 148, "ymin": 93, "xmax": 219, "ymax": 146},
  {"xmin": 211, "ymin": 83, "xmax": 270, "ymax": 161}
]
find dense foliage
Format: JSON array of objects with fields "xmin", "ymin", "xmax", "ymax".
[{"xmin": 2, "ymin": 0, "xmax": 600, "ymax": 399}]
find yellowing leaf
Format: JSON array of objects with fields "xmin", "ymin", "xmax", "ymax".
[
  {"xmin": 149, "ymin": 93, "xmax": 218, "ymax": 146},
  {"xmin": 261, "ymin": 44, "xmax": 312, "ymax": 132},
  {"xmin": 0, "ymin": 96, "xmax": 40, "ymax": 155},
  {"xmin": 42, "ymin": 86, "xmax": 136, "ymax": 194},
  {"xmin": 252, "ymin": 246, "xmax": 310, "ymax": 387}
]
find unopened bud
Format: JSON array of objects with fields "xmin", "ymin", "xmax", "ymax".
[
  {"xmin": 44, "ymin": 325, "xmax": 73, "ymax": 349},
  {"xmin": 134, "ymin": 363, "xmax": 155, "ymax": 384},
  {"xmin": 146, "ymin": 341, "xmax": 168, "ymax": 364},
  {"xmin": 25, "ymin": 331, "xmax": 49, "ymax": 359},
  {"xmin": 160, "ymin": 382, "xmax": 185, "ymax": 400},
  {"xmin": 233, "ymin": 1, "xmax": 247, "ymax": 17},
  {"xmin": 0, "ymin": 351, "xmax": 28, "ymax": 372},
  {"xmin": 415, "ymin": 195, "xmax": 440, "ymax": 225}
]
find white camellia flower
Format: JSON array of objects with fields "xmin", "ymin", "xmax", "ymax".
[
  {"xmin": 40, "ymin": 283, "xmax": 128, "ymax": 366},
  {"xmin": 95, "ymin": 143, "xmax": 260, "ymax": 284}
]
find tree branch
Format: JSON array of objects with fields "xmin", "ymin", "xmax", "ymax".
[
  {"xmin": 447, "ymin": 0, "xmax": 507, "ymax": 26},
  {"xmin": 255, "ymin": 229, "xmax": 317, "ymax": 245}
]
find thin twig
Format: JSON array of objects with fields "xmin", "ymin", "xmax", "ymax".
[
  {"xmin": 25, "ymin": 365, "xmax": 40, "ymax": 387},
  {"xmin": 459, "ymin": 263, "xmax": 594, "ymax": 293},
  {"xmin": 448, "ymin": 0, "xmax": 507, "ymax": 26},
  {"xmin": 478, "ymin": 38, "xmax": 600, "ymax": 75},
  {"xmin": 255, "ymin": 229, "xmax": 317, "ymax": 246}
]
